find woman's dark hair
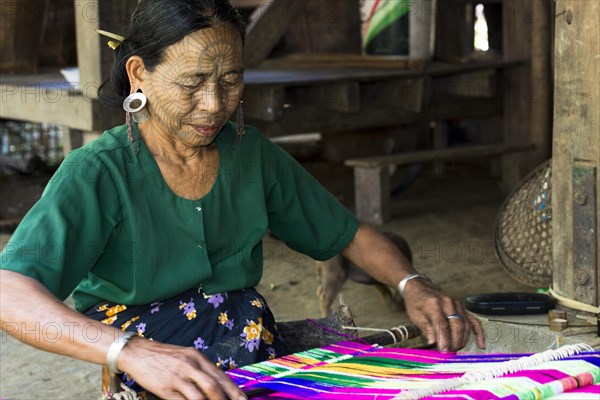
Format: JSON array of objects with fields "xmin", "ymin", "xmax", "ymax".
[{"xmin": 98, "ymin": 0, "xmax": 246, "ymax": 107}]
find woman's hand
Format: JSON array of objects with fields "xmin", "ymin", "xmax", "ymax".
[
  {"xmin": 0, "ymin": 271, "xmax": 246, "ymax": 399},
  {"xmin": 341, "ymin": 224, "xmax": 486, "ymax": 352},
  {"xmin": 402, "ymin": 278, "xmax": 485, "ymax": 351},
  {"xmin": 118, "ymin": 337, "xmax": 247, "ymax": 400}
]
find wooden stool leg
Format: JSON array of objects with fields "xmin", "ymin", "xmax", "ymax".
[
  {"xmin": 432, "ymin": 120, "xmax": 448, "ymax": 178},
  {"xmin": 354, "ymin": 166, "xmax": 390, "ymax": 225}
]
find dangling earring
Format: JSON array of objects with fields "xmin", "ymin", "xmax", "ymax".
[
  {"xmin": 123, "ymin": 90, "xmax": 148, "ymax": 154},
  {"xmin": 236, "ymin": 100, "xmax": 245, "ymax": 144}
]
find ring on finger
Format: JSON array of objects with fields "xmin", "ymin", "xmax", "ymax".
[{"xmin": 446, "ymin": 313, "xmax": 463, "ymax": 320}]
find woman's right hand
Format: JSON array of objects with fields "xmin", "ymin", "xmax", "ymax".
[
  {"xmin": 118, "ymin": 337, "xmax": 247, "ymax": 400},
  {"xmin": 0, "ymin": 271, "xmax": 246, "ymax": 399},
  {"xmin": 117, "ymin": 337, "xmax": 247, "ymax": 400}
]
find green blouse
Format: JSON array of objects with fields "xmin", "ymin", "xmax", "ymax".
[{"xmin": 0, "ymin": 123, "xmax": 359, "ymax": 312}]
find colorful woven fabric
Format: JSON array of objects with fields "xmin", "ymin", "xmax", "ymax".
[{"xmin": 226, "ymin": 341, "xmax": 600, "ymax": 399}]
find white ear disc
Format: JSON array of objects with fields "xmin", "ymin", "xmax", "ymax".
[
  {"xmin": 123, "ymin": 92, "xmax": 147, "ymax": 113},
  {"xmin": 123, "ymin": 92, "xmax": 150, "ymax": 123}
]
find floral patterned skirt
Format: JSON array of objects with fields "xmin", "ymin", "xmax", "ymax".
[{"xmin": 85, "ymin": 287, "xmax": 287, "ymax": 391}]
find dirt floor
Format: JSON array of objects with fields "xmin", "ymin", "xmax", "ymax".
[{"xmin": 0, "ymin": 158, "xmax": 533, "ymax": 399}]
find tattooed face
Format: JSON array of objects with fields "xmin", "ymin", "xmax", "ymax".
[{"xmin": 141, "ymin": 24, "xmax": 244, "ymax": 146}]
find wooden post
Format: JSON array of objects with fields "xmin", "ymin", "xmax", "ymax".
[
  {"xmin": 552, "ymin": 0, "xmax": 600, "ymax": 310},
  {"xmin": 354, "ymin": 166, "xmax": 390, "ymax": 225},
  {"xmin": 501, "ymin": 0, "xmax": 553, "ymax": 192},
  {"xmin": 72, "ymin": 0, "xmax": 136, "ymax": 146},
  {"xmin": 529, "ymin": 0, "xmax": 553, "ymax": 161},
  {"xmin": 501, "ymin": 0, "xmax": 533, "ymax": 193},
  {"xmin": 74, "ymin": 0, "xmax": 100, "ymax": 93}
]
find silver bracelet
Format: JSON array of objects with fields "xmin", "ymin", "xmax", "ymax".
[
  {"xmin": 397, "ymin": 273, "xmax": 432, "ymax": 300},
  {"xmin": 107, "ymin": 331, "xmax": 136, "ymax": 374}
]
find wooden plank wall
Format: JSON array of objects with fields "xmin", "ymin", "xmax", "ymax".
[{"xmin": 552, "ymin": 0, "xmax": 599, "ymax": 308}]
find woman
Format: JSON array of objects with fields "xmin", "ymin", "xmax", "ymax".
[{"xmin": 0, "ymin": 0, "xmax": 485, "ymax": 399}]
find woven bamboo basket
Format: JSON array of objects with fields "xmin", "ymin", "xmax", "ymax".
[{"xmin": 494, "ymin": 160, "xmax": 552, "ymax": 287}]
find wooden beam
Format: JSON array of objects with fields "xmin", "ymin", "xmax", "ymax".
[
  {"xmin": 243, "ymin": 59, "xmax": 525, "ymax": 86},
  {"xmin": 1, "ymin": 84, "xmax": 87, "ymax": 129},
  {"xmin": 345, "ymin": 143, "xmax": 534, "ymax": 169},
  {"xmin": 0, "ymin": 83, "xmax": 122, "ymax": 131},
  {"xmin": 243, "ymin": 0, "xmax": 303, "ymax": 68},
  {"xmin": 552, "ymin": 0, "xmax": 600, "ymax": 309},
  {"xmin": 349, "ymin": 143, "xmax": 534, "ymax": 225},
  {"xmin": 245, "ymin": 97, "xmax": 500, "ymax": 136}
]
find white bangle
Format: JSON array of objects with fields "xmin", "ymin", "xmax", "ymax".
[
  {"xmin": 398, "ymin": 273, "xmax": 432, "ymax": 300},
  {"xmin": 107, "ymin": 332, "xmax": 135, "ymax": 374}
]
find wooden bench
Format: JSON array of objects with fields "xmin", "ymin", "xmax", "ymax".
[{"xmin": 345, "ymin": 143, "xmax": 535, "ymax": 225}]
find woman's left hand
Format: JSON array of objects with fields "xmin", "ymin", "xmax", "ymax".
[
  {"xmin": 402, "ymin": 277, "xmax": 486, "ymax": 351},
  {"xmin": 341, "ymin": 224, "xmax": 486, "ymax": 352}
]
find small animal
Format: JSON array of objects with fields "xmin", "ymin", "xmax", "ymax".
[{"xmin": 316, "ymin": 232, "xmax": 413, "ymax": 317}]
